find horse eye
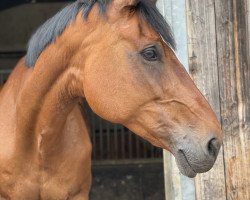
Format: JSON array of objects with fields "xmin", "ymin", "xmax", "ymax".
[{"xmin": 141, "ymin": 47, "xmax": 159, "ymax": 61}]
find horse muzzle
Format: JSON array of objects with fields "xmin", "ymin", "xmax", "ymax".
[{"xmin": 173, "ymin": 134, "xmax": 221, "ymax": 178}]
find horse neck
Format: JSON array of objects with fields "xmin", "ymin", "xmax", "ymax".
[{"xmin": 15, "ymin": 28, "xmax": 86, "ymax": 158}]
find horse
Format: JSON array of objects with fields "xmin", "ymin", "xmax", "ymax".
[{"xmin": 0, "ymin": 0, "xmax": 223, "ymax": 199}]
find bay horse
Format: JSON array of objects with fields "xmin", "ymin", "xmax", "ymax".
[{"xmin": 0, "ymin": 0, "xmax": 223, "ymax": 199}]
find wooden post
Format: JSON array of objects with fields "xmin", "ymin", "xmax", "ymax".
[
  {"xmin": 187, "ymin": 0, "xmax": 250, "ymax": 199},
  {"xmin": 248, "ymin": 0, "xmax": 250, "ymax": 53},
  {"xmin": 215, "ymin": 0, "xmax": 250, "ymax": 199},
  {"xmin": 186, "ymin": 0, "xmax": 226, "ymax": 199}
]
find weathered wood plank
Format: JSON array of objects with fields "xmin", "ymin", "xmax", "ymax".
[
  {"xmin": 214, "ymin": 0, "xmax": 250, "ymax": 199},
  {"xmin": 163, "ymin": 151, "xmax": 175, "ymax": 200},
  {"xmin": 187, "ymin": 0, "xmax": 250, "ymax": 199},
  {"xmin": 247, "ymin": 0, "xmax": 250, "ymax": 55},
  {"xmin": 186, "ymin": 0, "xmax": 227, "ymax": 199}
]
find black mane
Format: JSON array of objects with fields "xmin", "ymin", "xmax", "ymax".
[{"xmin": 26, "ymin": 0, "xmax": 176, "ymax": 67}]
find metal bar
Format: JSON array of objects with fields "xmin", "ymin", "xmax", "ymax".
[
  {"xmin": 121, "ymin": 126, "xmax": 125, "ymax": 159},
  {"xmin": 106, "ymin": 122, "xmax": 111, "ymax": 159},
  {"xmin": 136, "ymin": 136, "xmax": 140, "ymax": 158},
  {"xmin": 151, "ymin": 141, "xmax": 154, "ymax": 158},
  {"xmin": 0, "ymin": 73, "xmax": 3, "ymax": 85},
  {"xmin": 99, "ymin": 117, "xmax": 103, "ymax": 159},
  {"xmin": 128, "ymin": 130, "xmax": 133, "ymax": 159},
  {"xmin": 143, "ymin": 140, "xmax": 147, "ymax": 158},
  {"xmin": 90, "ymin": 111, "xmax": 96, "ymax": 160},
  {"xmin": 114, "ymin": 124, "xmax": 118, "ymax": 159}
]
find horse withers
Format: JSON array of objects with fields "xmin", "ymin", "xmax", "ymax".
[{"xmin": 0, "ymin": 0, "xmax": 223, "ymax": 199}]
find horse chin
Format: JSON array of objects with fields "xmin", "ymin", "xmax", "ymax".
[
  {"xmin": 148, "ymin": 136, "xmax": 197, "ymax": 178},
  {"xmin": 174, "ymin": 152, "xmax": 197, "ymax": 178}
]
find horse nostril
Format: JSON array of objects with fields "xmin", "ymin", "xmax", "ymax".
[{"xmin": 207, "ymin": 137, "xmax": 220, "ymax": 158}]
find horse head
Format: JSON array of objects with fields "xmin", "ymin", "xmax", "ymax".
[{"xmin": 26, "ymin": 0, "xmax": 223, "ymax": 178}]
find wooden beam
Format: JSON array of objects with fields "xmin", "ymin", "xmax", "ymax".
[
  {"xmin": 186, "ymin": 0, "xmax": 226, "ymax": 199},
  {"xmin": 247, "ymin": 0, "xmax": 250, "ymax": 73},
  {"xmin": 214, "ymin": 0, "xmax": 250, "ymax": 199},
  {"xmin": 187, "ymin": 0, "xmax": 250, "ymax": 199},
  {"xmin": 163, "ymin": 152, "xmax": 174, "ymax": 200}
]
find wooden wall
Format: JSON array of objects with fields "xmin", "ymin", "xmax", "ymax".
[{"xmin": 186, "ymin": 0, "xmax": 250, "ymax": 199}]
